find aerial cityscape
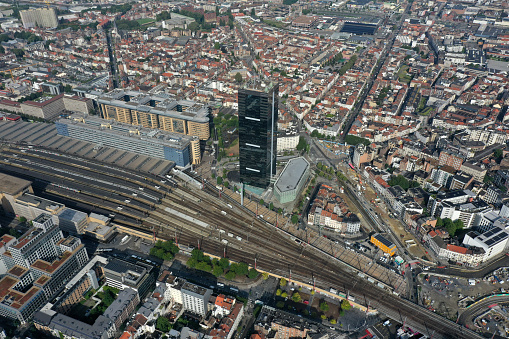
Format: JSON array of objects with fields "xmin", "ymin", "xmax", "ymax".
[{"xmin": 0, "ymin": 0, "xmax": 507, "ymax": 338}]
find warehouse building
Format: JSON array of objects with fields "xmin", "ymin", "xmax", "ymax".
[
  {"xmin": 56, "ymin": 114, "xmax": 200, "ymax": 167},
  {"xmin": 97, "ymin": 90, "xmax": 210, "ymax": 140},
  {"xmin": 274, "ymin": 157, "xmax": 310, "ymax": 204},
  {"xmin": 370, "ymin": 233, "xmax": 396, "ymax": 256}
]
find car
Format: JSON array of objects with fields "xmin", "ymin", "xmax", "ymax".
[
  {"xmin": 117, "ymin": 206, "xmax": 123, "ymax": 210},
  {"xmin": 155, "ymin": 186, "xmax": 160, "ymax": 189},
  {"xmin": 124, "ymin": 199, "xmax": 131, "ymax": 203}
]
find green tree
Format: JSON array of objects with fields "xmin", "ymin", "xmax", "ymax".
[
  {"xmin": 219, "ymin": 257, "xmax": 230, "ymax": 269},
  {"xmin": 12, "ymin": 48, "xmax": 24, "ymax": 58},
  {"xmin": 214, "ymin": 42, "xmax": 220, "ymax": 49},
  {"xmin": 248, "ymin": 268, "xmax": 259, "ymax": 279},
  {"xmin": 156, "ymin": 316, "xmax": 173, "ymax": 332},
  {"xmin": 292, "ymin": 292, "xmax": 301, "ymax": 302},
  {"xmin": 259, "ymin": 199, "xmax": 264, "ymax": 205},
  {"xmin": 321, "ymin": 314, "xmax": 327, "ymax": 320},
  {"xmin": 234, "ymin": 72, "xmax": 243, "ymax": 83},
  {"xmin": 269, "ymin": 202, "xmax": 274, "ymax": 210},
  {"xmin": 262, "ymin": 272, "xmax": 269, "ymax": 280},
  {"xmin": 217, "ymin": 176, "xmax": 223, "ymax": 185},
  {"xmin": 186, "ymin": 257, "xmax": 197, "ymax": 268},
  {"xmin": 291, "ymin": 214, "xmax": 299, "ymax": 224},
  {"xmin": 235, "ymin": 262, "xmax": 249, "ymax": 276},
  {"xmin": 494, "ymin": 148, "xmax": 503, "ymax": 159},
  {"xmin": 280, "ymin": 278, "xmax": 287, "ymax": 287},
  {"xmin": 296, "ymin": 136, "xmax": 308, "ymax": 151},
  {"xmin": 341, "ymin": 299, "xmax": 352, "ymax": 311},
  {"xmin": 330, "ymin": 319, "xmax": 337, "ymax": 324},
  {"xmin": 212, "ymin": 265, "xmax": 224, "ymax": 277},
  {"xmin": 225, "ymin": 270, "xmax": 236, "ymax": 280},
  {"xmin": 276, "ymin": 301, "xmax": 285, "ymax": 308},
  {"xmin": 320, "ymin": 301, "xmax": 329, "ymax": 312},
  {"xmin": 436, "ymin": 216, "xmax": 444, "ymax": 228},
  {"xmin": 281, "ymin": 291, "xmax": 288, "ymax": 298},
  {"xmin": 276, "ymin": 289, "xmax": 282, "ymax": 296}
]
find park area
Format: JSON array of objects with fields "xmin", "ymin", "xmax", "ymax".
[{"xmin": 66, "ymin": 285, "xmax": 120, "ymax": 325}]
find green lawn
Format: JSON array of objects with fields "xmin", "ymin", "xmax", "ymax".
[
  {"xmin": 397, "ymin": 65, "xmax": 412, "ymax": 84},
  {"xmin": 137, "ymin": 18, "xmax": 156, "ymax": 25}
]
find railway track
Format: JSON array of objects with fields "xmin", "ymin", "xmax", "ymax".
[{"xmin": 0, "ymin": 145, "xmax": 483, "ymax": 338}]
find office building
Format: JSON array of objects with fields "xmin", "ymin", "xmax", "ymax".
[
  {"xmin": 13, "ymin": 193, "xmax": 65, "ymax": 221},
  {"xmin": 20, "ymin": 8, "xmax": 58, "ymax": 29},
  {"xmin": 181, "ymin": 282, "xmax": 212, "ymax": 316},
  {"xmin": 102, "ymin": 258, "xmax": 155, "ymax": 298},
  {"xmin": 274, "ymin": 157, "xmax": 310, "ymax": 203},
  {"xmin": 56, "ymin": 114, "xmax": 200, "ymax": 167},
  {"xmin": 97, "ymin": 89, "xmax": 210, "ymax": 140},
  {"xmin": 41, "ymin": 83, "xmax": 63, "ymax": 96},
  {"xmin": 20, "ymin": 94, "xmax": 65, "ymax": 120},
  {"xmin": 57, "ymin": 208, "xmax": 88, "ymax": 235},
  {"xmin": 0, "ymin": 214, "xmax": 88, "ymax": 323},
  {"xmin": 238, "ymin": 81, "xmax": 278, "ymax": 188},
  {"xmin": 0, "ymin": 173, "xmax": 33, "ymax": 215}
]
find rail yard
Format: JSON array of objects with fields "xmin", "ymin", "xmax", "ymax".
[{"xmin": 0, "ymin": 143, "xmax": 483, "ymax": 339}]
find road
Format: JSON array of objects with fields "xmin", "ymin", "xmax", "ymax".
[
  {"xmin": 339, "ymin": 4, "xmax": 410, "ymax": 139},
  {"xmin": 457, "ymin": 295, "xmax": 509, "ymax": 329}
]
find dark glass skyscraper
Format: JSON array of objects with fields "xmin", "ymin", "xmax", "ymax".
[{"xmin": 238, "ymin": 81, "xmax": 278, "ymax": 188}]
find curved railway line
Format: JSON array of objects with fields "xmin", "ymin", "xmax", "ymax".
[{"xmin": 0, "ymin": 145, "xmax": 483, "ymax": 339}]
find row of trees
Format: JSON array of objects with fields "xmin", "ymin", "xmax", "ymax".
[
  {"xmin": 187, "ymin": 249, "xmax": 259, "ymax": 280},
  {"xmin": 150, "ymin": 240, "xmax": 180, "ymax": 261},
  {"xmin": 344, "ymin": 134, "xmax": 370, "ymax": 146},
  {"xmin": 387, "ymin": 174, "xmax": 420, "ymax": 191},
  {"xmin": 436, "ymin": 217, "xmax": 464, "ymax": 237}
]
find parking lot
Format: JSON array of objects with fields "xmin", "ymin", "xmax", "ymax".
[{"xmin": 418, "ymin": 272, "xmax": 509, "ymax": 320}]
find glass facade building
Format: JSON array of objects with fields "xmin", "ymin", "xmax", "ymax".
[{"xmin": 238, "ymin": 82, "xmax": 278, "ymax": 188}]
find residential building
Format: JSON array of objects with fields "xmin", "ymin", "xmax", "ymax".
[
  {"xmin": 238, "ymin": 81, "xmax": 278, "ymax": 188},
  {"xmin": 495, "ymin": 170, "xmax": 509, "ymax": 190},
  {"xmin": 438, "ymin": 150, "xmax": 465, "ymax": 171},
  {"xmin": 0, "ymin": 214, "xmax": 88, "ymax": 323},
  {"xmin": 20, "ymin": 8, "xmax": 58, "ymax": 29},
  {"xmin": 181, "ymin": 282, "xmax": 212, "ymax": 316},
  {"xmin": 103, "ymin": 288, "xmax": 140, "ymax": 331}
]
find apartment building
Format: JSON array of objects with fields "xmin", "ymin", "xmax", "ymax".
[
  {"xmin": 181, "ymin": 282, "xmax": 212, "ymax": 316},
  {"xmin": 0, "ymin": 214, "xmax": 88, "ymax": 323},
  {"xmin": 20, "ymin": 8, "xmax": 58, "ymax": 29},
  {"xmin": 20, "ymin": 94, "xmax": 65, "ymax": 120}
]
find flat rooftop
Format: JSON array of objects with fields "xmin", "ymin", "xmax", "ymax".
[
  {"xmin": 58, "ymin": 114, "xmax": 197, "ymax": 149},
  {"xmin": 0, "ymin": 173, "xmax": 31, "ymax": 195},
  {"xmin": 182, "ymin": 282, "xmax": 208, "ymax": 296},
  {"xmin": 242, "ymin": 80, "xmax": 277, "ymax": 93},
  {"xmin": 97, "ymin": 89, "xmax": 210, "ymax": 123},
  {"xmin": 275, "ymin": 157, "xmax": 309, "ymax": 193}
]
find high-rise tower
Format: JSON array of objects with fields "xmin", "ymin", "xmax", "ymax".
[{"xmin": 238, "ymin": 81, "xmax": 278, "ymax": 188}]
